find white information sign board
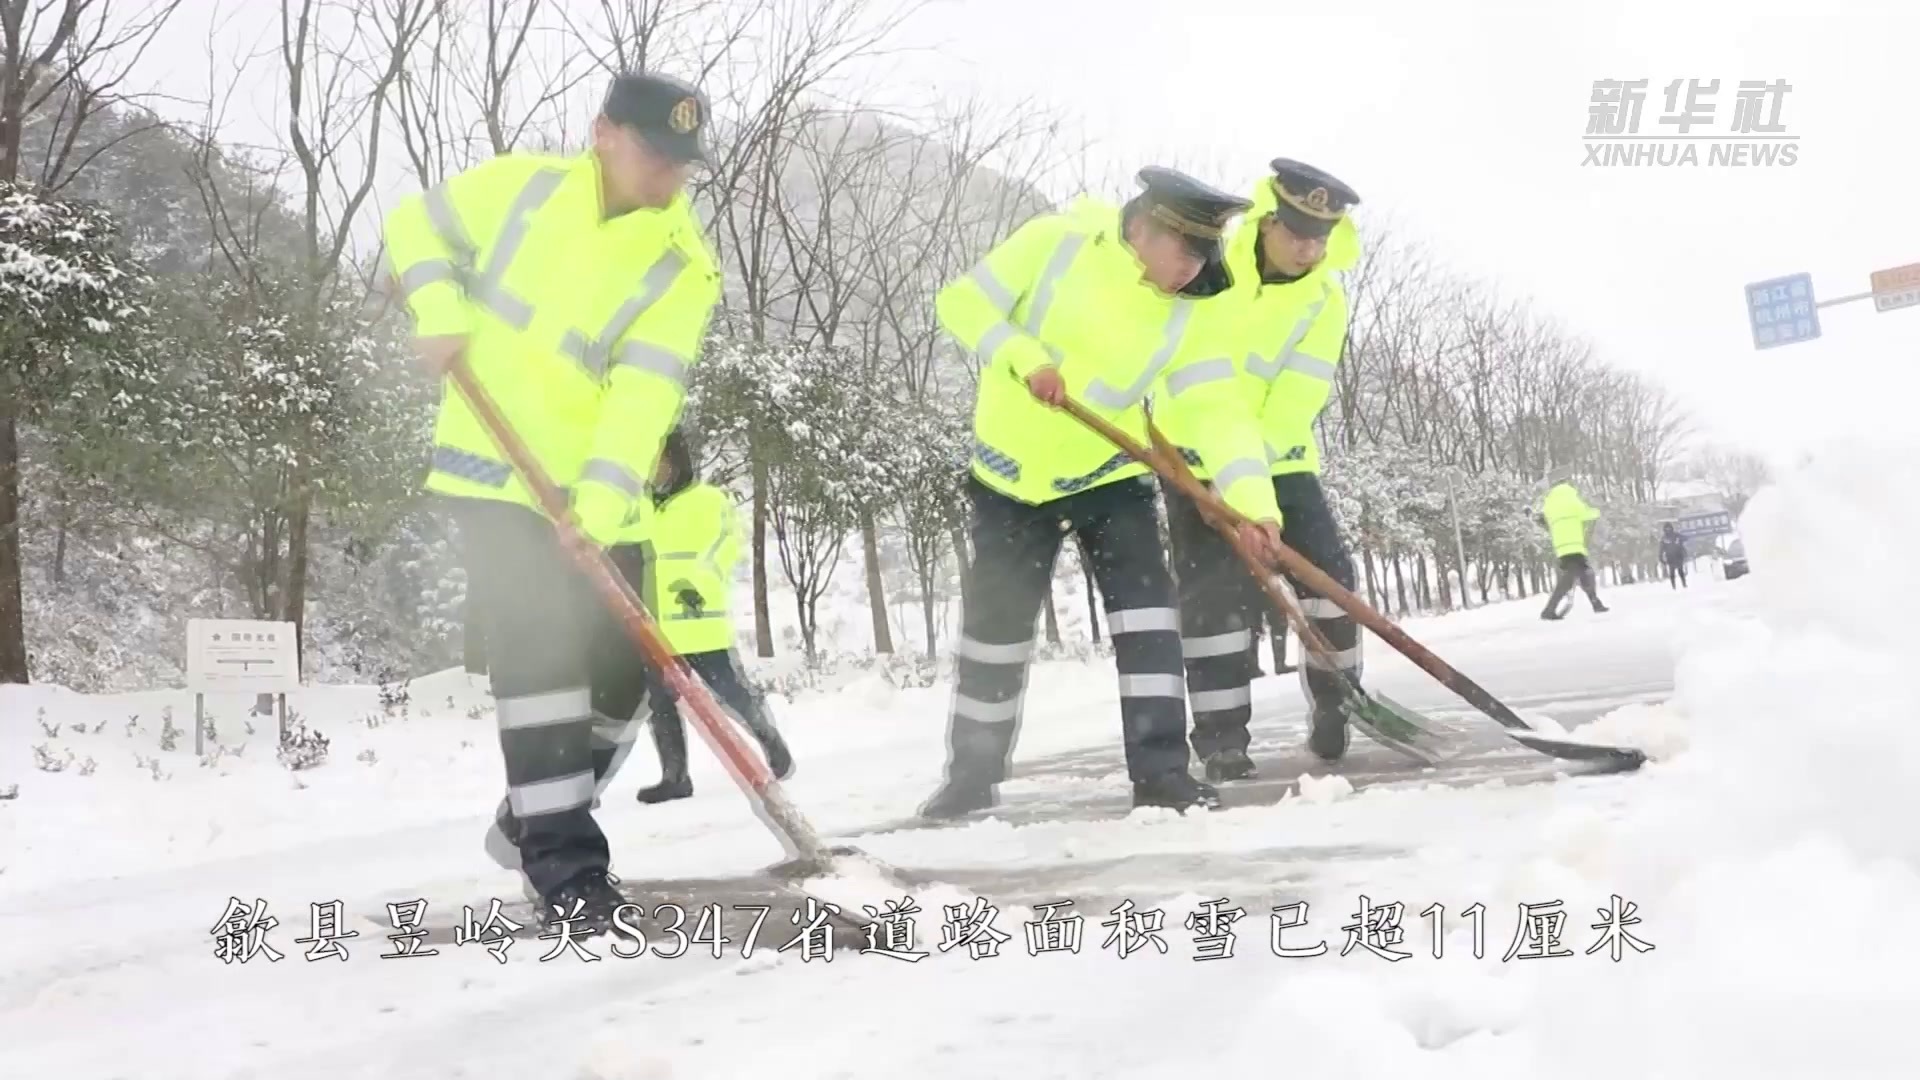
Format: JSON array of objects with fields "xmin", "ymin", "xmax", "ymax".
[
  {"xmin": 186, "ymin": 619, "xmax": 299, "ymax": 693},
  {"xmin": 185, "ymin": 619, "xmax": 300, "ymax": 755}
]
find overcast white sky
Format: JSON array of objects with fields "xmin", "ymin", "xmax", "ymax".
[{"xmin": 139, "ymin": 0, "xmax": 1919, "ymax": 467}]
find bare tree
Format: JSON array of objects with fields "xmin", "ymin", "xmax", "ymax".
[
  {"xmin": 179, "ymin": 0, "xmax": 429, "ymax": 665},
  {"xmin": 0, "ymin": 0, "xmax": 186, "ymax": 188},
  {"xmin": 767, "ymin": 463, "xmax": 849, "ymax": 664},
  {"xmin": 588, "ymin": 0, "xmax": 920, "ymax": 659},
  {"xmin": 1685, "ymin": 444, "xmax": 1772, "ymax": 517}
]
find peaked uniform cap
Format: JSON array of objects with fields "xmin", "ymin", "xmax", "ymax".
[
  {"xmin": 1266, "ymin": 157, "xmax": 1360, "ymax": 239},
  {"xmin": 603, "ymin": 71, "xmax": 711, "ymax": 164}
]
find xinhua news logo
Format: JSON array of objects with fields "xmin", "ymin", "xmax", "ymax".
[{"xmin": 1583, "ymin": 79, "xmax": 1797, "ymax": 167}]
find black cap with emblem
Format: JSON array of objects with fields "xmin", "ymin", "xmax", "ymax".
[
  {"xmin": 1132, "ymin": 165, "xmax": 1253, "ymax": 259},
  {"xmin": 1266, "ymin": 158, "xmax": 1359, "ymax": 239},
  {"xmin": 602, "ymin": 71, "xmax": 711, "ymax": 164}
]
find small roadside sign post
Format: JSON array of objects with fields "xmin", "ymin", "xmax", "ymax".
[
  {"xmin": 1869, "ymin": 262, "xmax": 1920, "ymax": 313},
  {"xmin": 185, "ymin": 619, "xmax": 300, "ymax": 754}
]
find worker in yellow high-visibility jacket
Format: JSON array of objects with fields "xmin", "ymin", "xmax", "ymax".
[
  {"xmin": 383, "ymin": 71, "xmax": 721, "ymax": 935},
  {"xmin": 1539, "ymin": 467, "xmax": 1609, "ymax": 618},
  {"xmin": 919, "ymin": 166, "xmax": 1263, "ymax": 820},
  {"xmin": 1152, "ymin": 158, "xmax": 1369, "ymax": 773},
  {"xmin": 600, "ymin": 427, "xmax": 792, "ymax": 804}
]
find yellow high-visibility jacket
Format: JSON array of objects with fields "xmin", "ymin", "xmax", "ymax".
[
  {"xmin": 1542, "ymin": 482, "xmax": 1600, "ymax": 557},
  {"xmin": 383, "ymin": 150, "xmax": 721, "ymax": 544},
  {"xmin": 632, "ymin": 483, "xmax": 740, "ymax": 655},
  {"xmin": 1154, "ymin": 175, "xmax": 1361, "ymax": 523},
  {"xmin": 936, "ymin": 196, "xmax": 1237, "ymax": 506}
]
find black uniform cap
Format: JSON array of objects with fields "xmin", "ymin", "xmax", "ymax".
[
  {"xmin": 1266, "ymin": 158, "xmax": 1360, "ymax": 239},
  {"xmin": 602, "ymin": 72, "xmax": 711, "ymax": 165},
  {"xmin": 1133, "ymin": 166, "xmax": 1253, "ymax": 256}
]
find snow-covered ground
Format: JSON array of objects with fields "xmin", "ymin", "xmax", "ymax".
[{"xmin": 3, "ymin": 443, "xmax": 1915, "ymax": 1079}]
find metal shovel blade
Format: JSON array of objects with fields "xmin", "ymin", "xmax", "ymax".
[{"xmin": 1340, "ymin": 689, "xmax": 1452, "ymax": 765}]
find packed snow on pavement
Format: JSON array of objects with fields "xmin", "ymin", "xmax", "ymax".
[{"xmin": 3, "ymin": 441, "xmax": 1917, "ymax": 1080}]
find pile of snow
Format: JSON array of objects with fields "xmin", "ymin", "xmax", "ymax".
[{"xmin": 1269, "ymin": 441, "xmax": 1920, "ymax": 1075}]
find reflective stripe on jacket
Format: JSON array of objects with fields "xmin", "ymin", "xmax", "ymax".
[
  {"xmin": 383, "ymin": 151, "xmax": 720, "ymax": 542},
  {"xmin": 937, "ymin": 196, "xmax": 1205, "ymax": 506}
]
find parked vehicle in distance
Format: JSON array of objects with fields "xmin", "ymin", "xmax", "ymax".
[{"xmin": 1724, "ymin": 538, "xmax": 1749, "ymax": 580}]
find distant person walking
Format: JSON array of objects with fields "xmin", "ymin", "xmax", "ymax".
[
  {"xmin": 1660, "ymin": 523, "xmax": 1689, "ymax": 589},
  {"xmin": 1538, "ymin": 466, "xmax": 1608, "ymax": 619}
]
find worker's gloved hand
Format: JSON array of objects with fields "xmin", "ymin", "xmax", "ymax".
[{"xmin": 569, "ymin": 482, "xmax": 631, "ymax": 549}]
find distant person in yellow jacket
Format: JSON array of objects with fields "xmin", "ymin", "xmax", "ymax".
[
  {"xmin": 622, "ymin": 428, "xmax": 792, "ymax": 803},
  {"xmin": 1539, "ymin": 466, "xmax": 1610, "ymax": 619}
]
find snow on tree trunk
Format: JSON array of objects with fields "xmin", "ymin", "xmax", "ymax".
[
  {"xmin": 751, "ymin": 453, "xmax": 773, "ymax": 657},
  {"xmin": 860, "ymin": 509, "xmax": 892, "ymax": 654},
  {"xmin": 0, "ymin": 403, "xmax": 22, "ymax": 681}
]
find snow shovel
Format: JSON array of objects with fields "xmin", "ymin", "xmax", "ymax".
[
  {"xmin": 440, "ymin": 351, "xmax": 912, "ymax": 920},
  {"xmin": 1050, "ymin": 397, "xmax": 1445, "ymax": 763},
  {"xmin": 1057, "ymin": 394, "xmax": 1646, "ymax": 772}
]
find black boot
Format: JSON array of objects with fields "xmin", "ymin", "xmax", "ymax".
[
  {"xmin": 1308, "ymin": 702, "xmax": 1349, "ymax": 763},
  {"xmin": 536, "ymin": 869, "xmax": 628, "ymax": 936},
  {"xmin": 741, "ymin": 700, "xmax": 794, "ymax": 780},
  {"xmin": 760, "ymin": 727, "xmax": 794, "ymax": 780},
  {"xmin": 1132, "ymin": 770, "xmax": 1222, "ymax": 812},
  {"xmin": 636, "ymin": 709, "xmax": 692, "ymax": 804},
  {"xmin": 1203, "ymin": 747, "xmax": 1256, "ymax": 782},
  {"xmin": 919, "ymin": 775, "xmax": 997, "ymax": 819}
]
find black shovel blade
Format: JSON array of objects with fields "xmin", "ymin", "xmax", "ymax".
[{"xmin": 1505, "ymin": 729, "xmax": 1649, "ymax": 771}]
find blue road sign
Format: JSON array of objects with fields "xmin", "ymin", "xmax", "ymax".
[
  {"xmin": 1676, "ymin": 510, "xmax": 1734, "ymax": 539},
  {"xmin": 1745, "ymin": 273, "xmax": 1820, "ymax": 349}
]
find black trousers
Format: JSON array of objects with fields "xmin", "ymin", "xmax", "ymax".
[
  {"xmin": 1166, "ymin": 472, "xmax": 1361, "ymax": 760},
  {"xmin": 1544, "ymin": 553, "xmax": 1604, "ymax": 612},
  {"xmin": 1666, "ymin": 560, "xmax": 1688, "ymax": 588},
  {"xmin": 451, "ymin": 499, "xmax": 649, "ymax": 898},
  {"xmin": 944, "ymin": 475, "xmax": 1190, "ymax": 785},
  {"xmin": 637, "ymin": 648, "xmax": 780, "ymax": 782}
]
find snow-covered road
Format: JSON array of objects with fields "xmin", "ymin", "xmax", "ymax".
[{"xmin": 5, "ymin": 445, "xmax": 1917, "ymax": 1080}]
